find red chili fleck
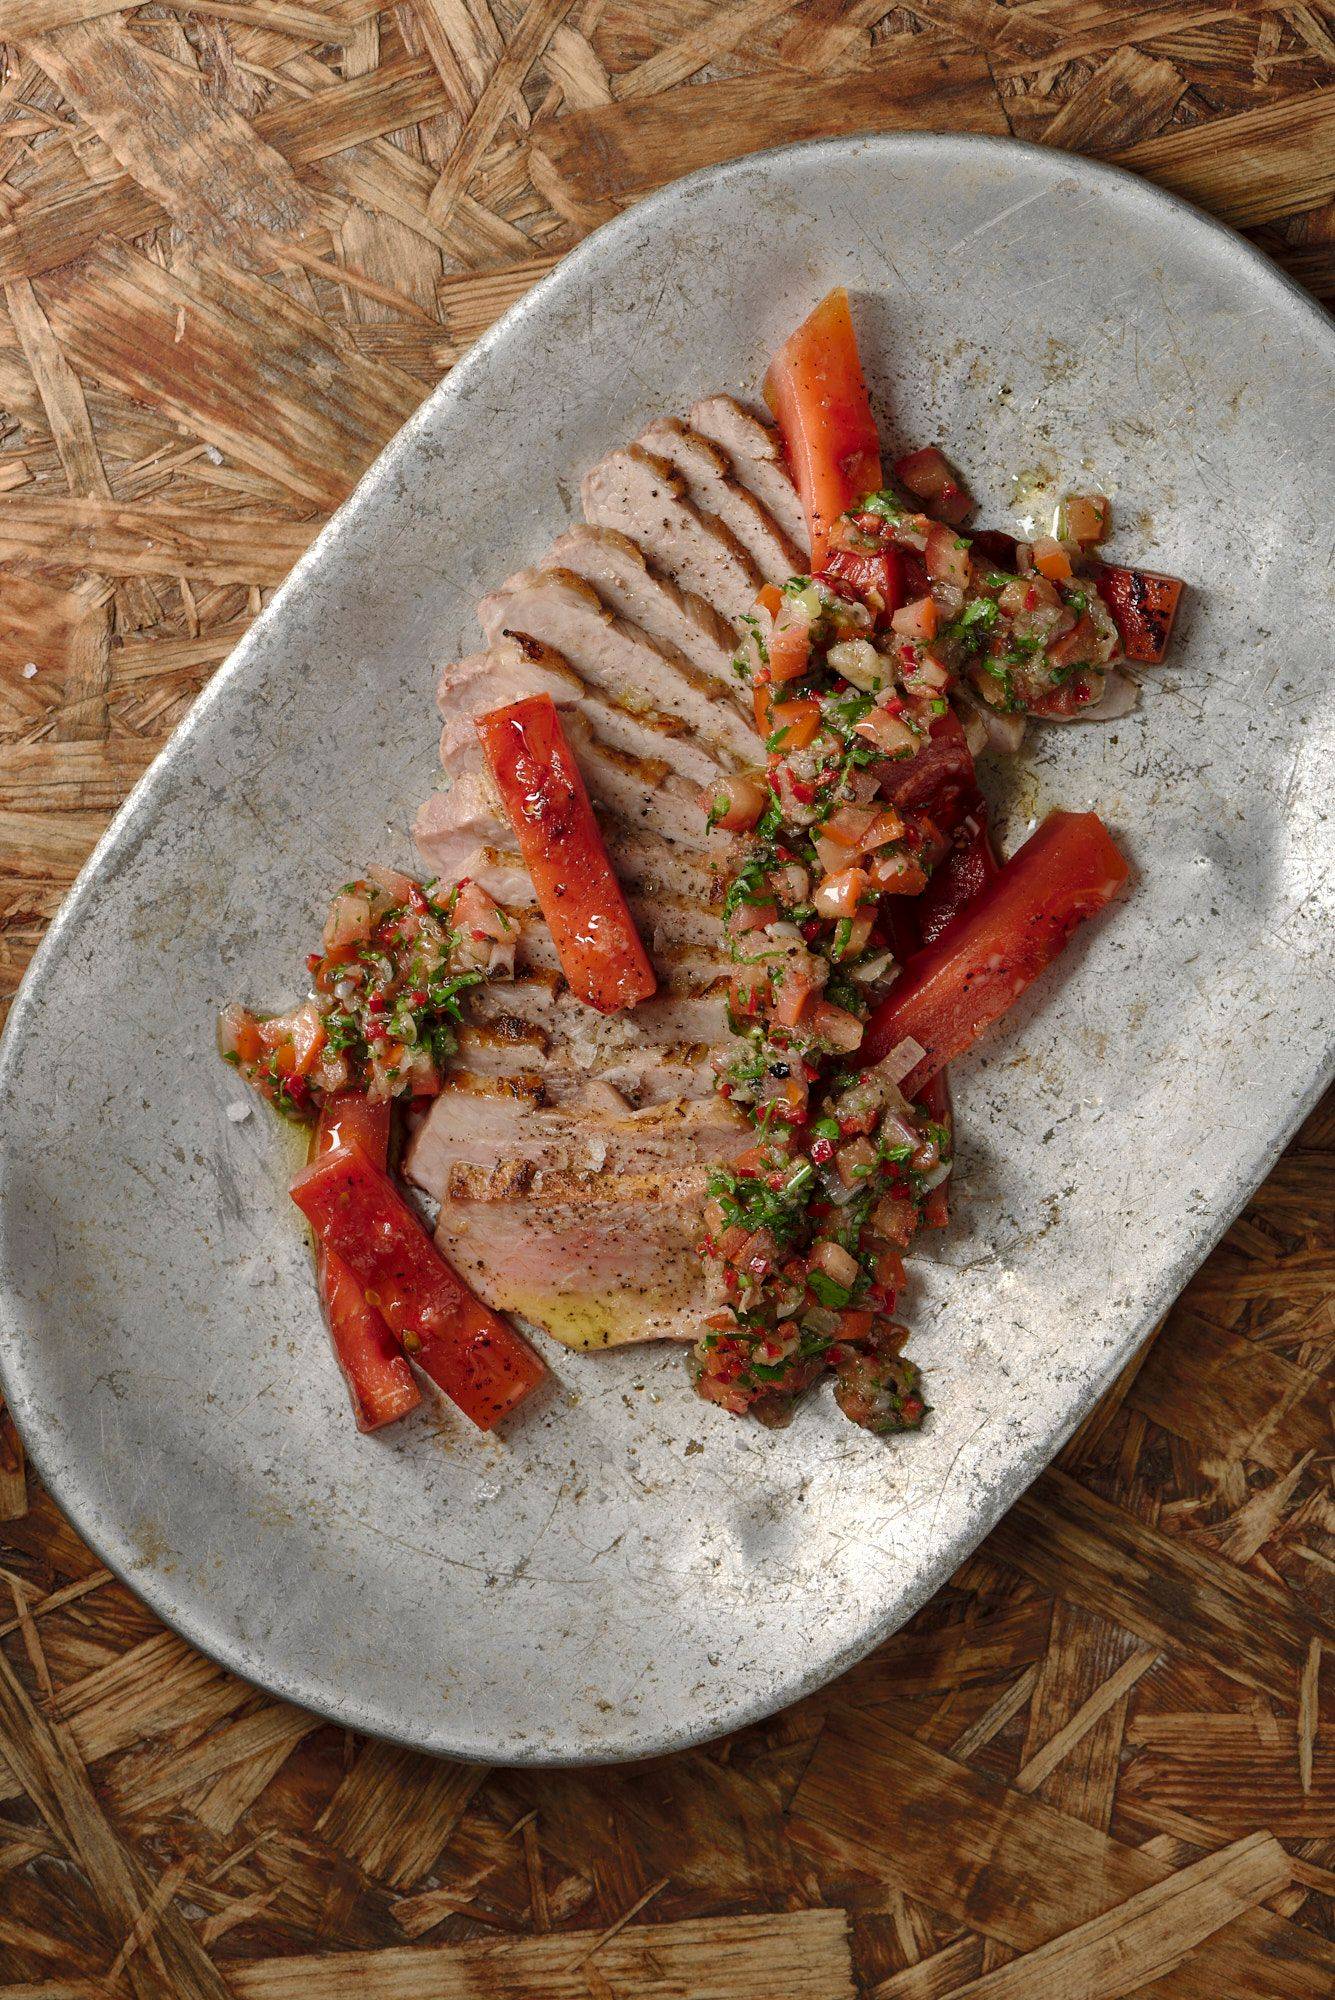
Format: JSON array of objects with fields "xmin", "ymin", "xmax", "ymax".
[
  {"xmin": 801, "ymin": 918, "xmax": 823, "ymax": 941},
  {"xmin": 408, "ymin": 989, "xmax": 428, "ymax": 1007},
  {"xmin": 1025, "ymin": 587, "xmax": 1038, "ymax": 611},
  {"xmin": 767, "ymin": 1171, "xmax": 787, "ymax": 1192},
  {"xmin": 810, "ymin": 1137, "xmax": 834, "ymax": 1166},
  {"xmin": 408, "ymin": 884, "xmax": 430, "ymax": 914},
  {"xmin": 305, "ymin": 952, "xmax": 322, "ymax": 973},
  {"xmin": 367, "ymin": 992, "xmax": 387, "ymax": 1014}
]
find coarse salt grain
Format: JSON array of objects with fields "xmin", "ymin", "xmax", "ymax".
[
  {"xmin": 22, "ymin": 662, "xmax": 37, "ymax": 678},
  {"xmin": 226, "ymin": 1101, "xmax": 251, "ymax": 1124}
]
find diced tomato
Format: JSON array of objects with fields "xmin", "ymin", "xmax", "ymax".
[
  {"xmin": 771, "ymin": 971, "xmax": 817, "ymax": 1029},
  {"xmin": 767, "ymin": 602, "xmax": 813, "ymax": 683},
  {"xmin": 1031, "ymin": 535, "xmax": 1074, "ymax": 583},
  {"xmin": 813, "ymin": 865, "xmax": 870, "ymax": 920},
  {"xmin": 218, "ymin": 1002, "xmax": 264, "ymax": 1066},
  {"xmin": 1092, "ymin": 562, "xmax": 1184, "ymax": 664},
  {"xmin": 861, "ymin": 811, "xmax": 1130, "ymax": 1091},
  {"xmin": 819, "ymin": 545, "xmax": 904, "ymax": 621},
  {"xmin": 894, "ymin": 447, "xmax": 972, "ymax": 526},
  {"xmin": 764, "ymin": 286, "xmax": 883, "ymax": 567},
  {"xmin": 291, "ymin": 1144, "xmax": 547, "ymax": 1431},
  {"xmin": 258, "ymin": 999, "xmax": 326, "ymax": 1078},
  {"xmin": 1059, "ymin": 494, "xmax": 1110, "ymax": 545},
  {"xmin": 891, "ymin": 594, "xmax": 938, "ymax": 642},
  {"xmin": 924, "ymin": 520, "xmax": 971, "ymax": 591},
  {"xmin": 310, "ymin": 1093, "xmax": 421, "ymax": 1433},
  {"xmin": 855, "ymin": 705, "xmax": 919, "ymax": 757},
  {"xmin": 757, "ymin": 689, "xmax": 822, "ymax": 751},
  {"xmin": 476, "ymin": 693, "xmax": 656, "ymax": 1015},
  {"xmin": 811, "ymin": 1000, "xmax": 865, "ymax": 1053}
]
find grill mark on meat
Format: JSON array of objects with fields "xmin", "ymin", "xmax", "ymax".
[
  {"xmin": 639, "ymin": 415, "xmax": 802, "ymax": 585},
  {"xmin": 432, "ymin": 717, "xmax": 715, "ymax": 857},
  {"xmin": 413, "ymin": 821, "xmax": 726, "ymax": 911},
  {"xmin": 477, "ymin": 569, "xmax": 755, "ymax": 769},
  {"xmin": 435, "ymin": 634, "xmax": 731, "ymax": 794},
  {"xmin": 689, "ymin": 394, "xmax": 810, "ymax": 561},
  {"xmin": 581, "ymin": 443, "xmax": 763, "ymax": 625},
  {"xmin": 408, "ymin": 1074, "xmax": 747, "ymax": 1186},
  {"xmin": 541, "ymin": 525, "xmax": 738, "ymax": 686}
]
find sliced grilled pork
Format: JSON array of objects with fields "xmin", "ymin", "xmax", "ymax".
[
  {"xmin": 413, "ymin": 802, "xmax": 724, "ymax": 911},
  {"xmin": 639, "ymin": 416, "xmax": 802, "ymax": 585},
  {"xmin": 436, "ymin": 1186, "xmax": 707, "ymax": 1347},
  {"xmin": 433, "ymin": 635, "xmax": 729, "ymax": 792},
  {"xmin": 428, "ymin": 716, "xmax": 714, "ymax": 856},
  {"xmin": 454, "ymin": 1022, "xmax": 718, "ymax": 1107},
  {"xmin": 541, "ymin": 526, "xmax": 738, "ymax": 686},
  {"xmin": 689, "ymin": 394, "xmax": 810, "ymax": 560},
  {"xmin": 409, "ymin": 1082, "xmax": 748, "ymax": 1346},
  {"xmin": 581, "ymin": 444, "xmax": 763, "ymax": 624},
  {"xmin": 413, "ymin": 629, "xmax": 733, "ymax": 1138},
  {"xmin": 465, "ymin": 982, "xmax": 727, "ymax": 1084},
  {"xmin": 409, "ymin": 421, "xmax": 796, "ymax": 1350},
  {"xmin": 410, "ymin": 1075, "xmax": 744, "ymax": 1190},
  {"xmin": 477, "ymin": 568, "xmax": 756, "ymax": 768}
]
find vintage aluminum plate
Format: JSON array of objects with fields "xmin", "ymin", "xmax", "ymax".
[{"xmin": 1, "ymin": 136, "xmax": 1332, "ymax": 1765}]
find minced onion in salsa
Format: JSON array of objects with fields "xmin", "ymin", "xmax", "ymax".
[
  {"xmin": 689, "ymin": 455, "xmax": 1120, "ymax": 1431},
  {"xmin": 218, "ymin": 868, "xmax": 514, "ymax": 1117}
]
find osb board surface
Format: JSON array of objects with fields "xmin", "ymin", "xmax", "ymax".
[{"xmin": 0, "ymin": 2, "xmax": 1332, "ymax": 1993}]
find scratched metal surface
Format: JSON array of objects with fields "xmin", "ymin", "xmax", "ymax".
[{"xmin": 1, "ymin": 136, "xmax": 1332, "ymax": 1765}]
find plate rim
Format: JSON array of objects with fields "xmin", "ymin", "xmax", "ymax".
[{"xmin": 2, "ymin": 128, "xmax": 1333, "ymax": 1766}]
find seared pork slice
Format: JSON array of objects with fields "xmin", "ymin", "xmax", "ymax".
[
  {"xmin": 478, "ymin": 568, "xmax": 756, "ymax": 768},
  {"xmin": 690, "ymin": 395, "xmax": 810, "ymax": 561},
  {"xmin": 436, "ymin": 1186, "xmax": 707, "ymax": 1348},
  {"xmin": 512, "ymin": 919, "xmax": 726, "ymax": 999},
  {"xmin": 409, "ymin": 1073, "xmax": 745, "ymax": 1191},
  {"xmin": 511, "ymin": 890, "xmax": 725, "ymax": 971},
  {"xmin": 413, "ymin": 811, "xmax": 724, "ymax": 911},
  {"xmin": 465, "ymin": 982, "xmax": 727, "ymax": 1101},
  {"xmin": 581, "ymin": 444, "xmax": 763, "ymax": 625},
  {"xmin": 542, "ymin": 526, "xmax": 737, "ymax": 686},
  {"xmin": 454, "ymin": 1025, "xmax": 716, "ymax": 1107},
  {"xmin": 640, "ymin": 417, "xmax": 802, "ymax": 585},
  {"xmin": 409, "ymin": 1083, "xmax": 747, "ymax": 1345},
  {"xmin": 436, "ymin": 637, "xmax": 728, "ymax": 792},
  {"xmin": 444, "ymin": 1067, "xmax": 739, "ymax": 1171},
  {"xmin": 434, "ymin": 719, "xmax": 713, "ymax": 854}
]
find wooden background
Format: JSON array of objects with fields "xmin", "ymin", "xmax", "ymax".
[{"xmin": 1, "ymin": 3, "xmax": 1333, "ymax": 1994}]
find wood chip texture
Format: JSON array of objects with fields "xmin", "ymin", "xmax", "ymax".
[{"xmin": 0, "ymin": 4, "xmax": 1332, "ymax": 1993}]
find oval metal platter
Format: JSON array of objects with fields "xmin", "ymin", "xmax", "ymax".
[{"xmin": 1, "ymin": 135, "xmax": 1332, "ymax": 1765}]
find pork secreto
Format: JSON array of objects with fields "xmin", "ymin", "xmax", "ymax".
[{"xmin": 408, "ymin": 399, "xmax": 809, "ymax": 1349}]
